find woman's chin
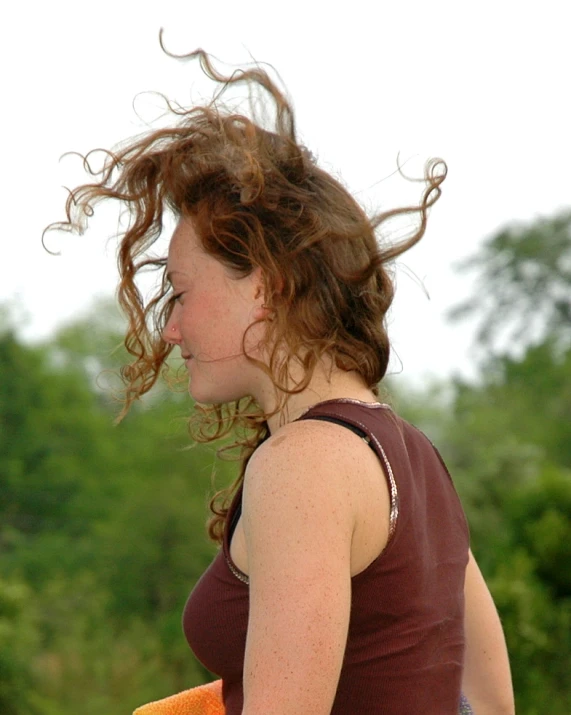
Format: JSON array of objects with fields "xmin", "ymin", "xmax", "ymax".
[{"xmin": 187, "ymin": 380, "xmax": 236, "ymax": 406}]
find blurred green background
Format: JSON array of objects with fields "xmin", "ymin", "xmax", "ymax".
[{"xmin": 1, "ymin": 210, "xmax": 570, "ymax": 714}]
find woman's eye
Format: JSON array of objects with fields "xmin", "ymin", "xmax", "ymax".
[{"xmin": 172, "ymin": 292, "xmax": 184, "ymax": 303}]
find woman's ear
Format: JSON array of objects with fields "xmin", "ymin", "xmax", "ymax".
[{"xmin": 251, "ymin": 266, "xmax": 276, "ymax": 321}]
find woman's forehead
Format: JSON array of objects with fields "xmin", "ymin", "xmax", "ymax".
[
  {"xmin": 167, "ymin": 218, "xmax": 203, "ymax": 266},
  {"xmin": 171, "ymin": 217, "xmax": 200, "ymax": 248}
]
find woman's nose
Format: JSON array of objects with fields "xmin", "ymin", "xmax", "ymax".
[{"xmin": 162, "ymin": 312, "xmax": 181, "ymax": 345}]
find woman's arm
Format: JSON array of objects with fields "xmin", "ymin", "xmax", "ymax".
[
  {"xmin": 240, "ymin": 420, "xmax": 359, "ymax": 715},
  {"xmin": 462, "ymin": 549, "xmax": 515, "ymax": 715}
]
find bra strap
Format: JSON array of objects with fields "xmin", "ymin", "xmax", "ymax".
[{"xmin": 304, "ymin": 414, "xmax": 374, "ymax": 448}]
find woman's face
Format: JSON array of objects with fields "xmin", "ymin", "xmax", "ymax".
[{"xmin": 163, "ymin": 217, "xmax": 269, "ymax": 404}]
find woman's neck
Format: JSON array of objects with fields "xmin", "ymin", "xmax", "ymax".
[{"xmin": 259, "ymin": 358, "xmax": 378, "ymax": 435}]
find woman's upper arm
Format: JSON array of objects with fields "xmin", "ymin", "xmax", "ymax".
[
  {"xmin": 463, "ymin": 549, "xmax": 515, "ymax": 715},
  {"xmin": 241, "ymin": 422, "xmax": 357, "ymax": 715}
]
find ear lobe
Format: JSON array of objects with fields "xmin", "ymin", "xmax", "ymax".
[
  {"xmin": 252, "ymin": 266, "xmax": 270, "ymax": 307},
  {"xmin": 251, "ymin": 265, "xmax": 278, "ymax": 321},
  {"xmin": 252, "ymin": 304, "xmax": 273, "ymax": 321}
]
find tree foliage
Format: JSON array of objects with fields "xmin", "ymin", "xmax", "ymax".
[
  {"xmin": 433, "ymin": 209, "xmax": 571, "ymax": 713},
  {"xmin": 449, "ymin": 210, "xmax": 571, "ymax": 353},
  {"xmin": 0, "ymin": 306, "xmax": 224, "ymax": 714}
]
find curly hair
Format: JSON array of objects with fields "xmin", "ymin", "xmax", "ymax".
[{"xmin": 46, "ymin": 41, "xmax": 447, "ymax": 542}]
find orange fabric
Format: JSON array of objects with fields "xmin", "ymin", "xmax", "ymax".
[{"xmin": 133, "ymin": 680, "xmax": 224, "ymax": 715}]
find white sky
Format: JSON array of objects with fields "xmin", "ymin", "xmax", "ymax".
[{"xmin": 3, "ymin": 1, "xmax": 570, "ymax": 388}]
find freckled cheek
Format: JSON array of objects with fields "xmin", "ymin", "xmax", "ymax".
[{"xmin": 187, "ymin": 296, "xmax": 245, "ymax": 350}]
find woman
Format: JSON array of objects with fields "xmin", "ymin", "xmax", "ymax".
[{"xmin": 49, "ymin": 46, "xmax": 514, "ymax": 714}]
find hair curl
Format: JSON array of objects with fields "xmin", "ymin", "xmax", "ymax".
[{"xmin": 46, "ymin": 41, "xmax": 447, "ymax": 542}]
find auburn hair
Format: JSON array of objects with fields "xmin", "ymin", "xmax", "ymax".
[{"xmin": 46, "ymin": 41, "xmax": 447, "ymax": 542}]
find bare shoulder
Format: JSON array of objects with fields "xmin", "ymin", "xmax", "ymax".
[
  {"xmin": 245, "ymin": 418, "xmax": 371, "ymax": 504},
  {"xmin": 243, "ymin": 418, "xmax": 390, "ymax": 576},
  {"xmin": 244, "ymin": 420, "xmax": 358, "ymax": 536},
  {"xmin": 249, "ymin": 418, "xmax": 363, "ymax": 474}
]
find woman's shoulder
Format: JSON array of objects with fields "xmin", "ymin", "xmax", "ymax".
[
  {"xmin": 243, "ymin": 415, "xmax": 381, "ymax": 515},
  {"xmin": 243, "ymin": 399, "xmax": 397, "ymax": 511},
  {"xmin": 249, "ymin": 413, "xmax": 376, "ymax": 479},
  {"xmin": 243, "ymin": 413, "xmax": 392, "ymax": 575},
  {"xmin": 246, "ymin": 417, "xmax": 359, "ymax": 487}
]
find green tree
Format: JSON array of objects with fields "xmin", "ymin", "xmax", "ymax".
[
  {"xmin": 442, "ymin": 210, "xmax": 571, "ymax": 713},
  {"xmin": 0, "ymin": 305, "xmax": 232, "ymax": 714},
  {"xmin": 0, "ymin": 577, "xmax": 40, "ymax": 715},
  {"xmin": 449, "ymin": 209, "xmax": 571, "ymax": 353}
]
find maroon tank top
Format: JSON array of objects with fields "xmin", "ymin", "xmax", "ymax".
[{"xmin": 183, "ymin": 399, "xmax": 470, "ymax": 713}]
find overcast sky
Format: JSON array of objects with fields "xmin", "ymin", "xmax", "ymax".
[{"xmin": 3, "ymin": 1, "xmax": 570, "ymax": 388}]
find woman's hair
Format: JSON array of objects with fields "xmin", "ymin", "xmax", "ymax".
[{"xmin": 46, "ymin": 40, "xmax": 446, "ymax": 542}]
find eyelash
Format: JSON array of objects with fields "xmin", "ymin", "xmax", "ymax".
[{"xmin": 171, "ymin": 292, "xmax": 184, "ymax": 303}]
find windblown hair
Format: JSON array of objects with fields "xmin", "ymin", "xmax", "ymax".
[{"xmin": 46, "ymin": 40, "xmax": 447, "ymax": 542}]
